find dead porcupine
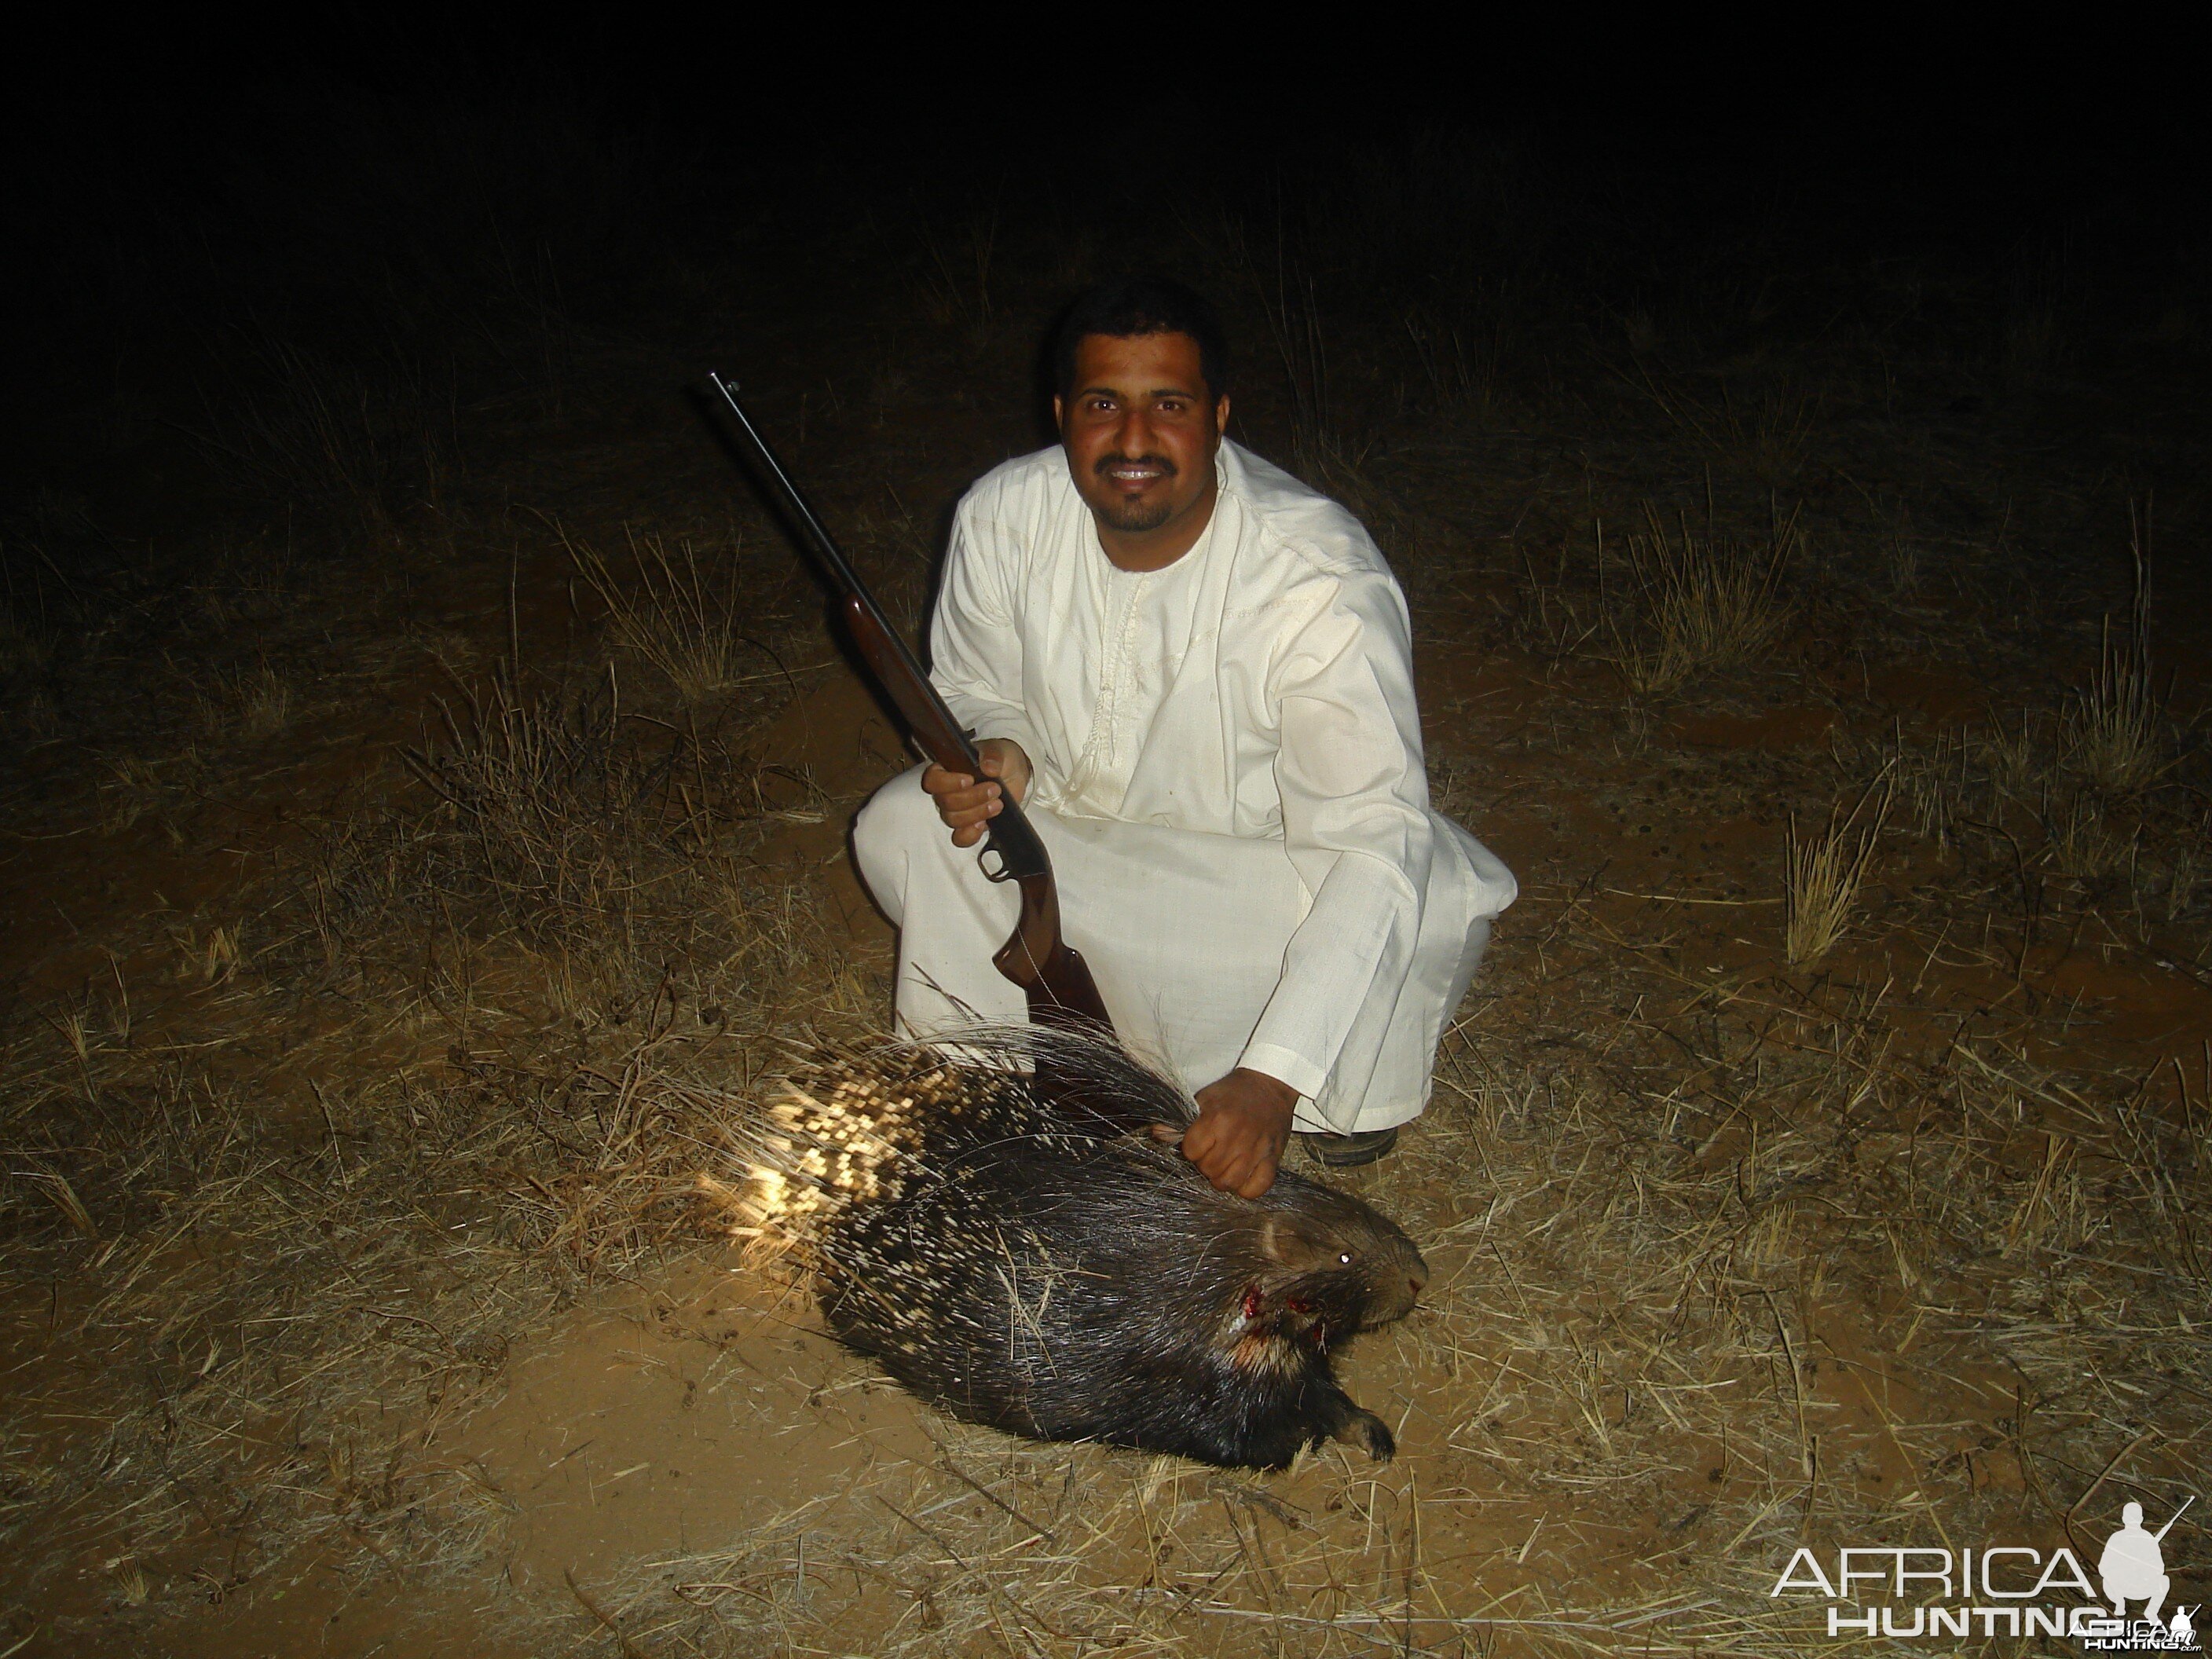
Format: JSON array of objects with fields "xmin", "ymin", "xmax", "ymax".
[{"xmin": 698, "ymin": 1026, "xmax": 1429, "ymax": 1470}]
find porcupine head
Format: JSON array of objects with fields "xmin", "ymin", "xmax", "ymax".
[
  {"xmin": 1232, "ymin": 1184, "xmax": 1430, "ymax": 1359},
  {"xmin": 1178, "ymin": 1160, "xmax": 1429, "ymax": 1465}
]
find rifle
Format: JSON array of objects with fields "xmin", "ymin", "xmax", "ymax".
[{"xmin": 708, "ymin": 375, "xmax": 1114, "ymax": 1036}]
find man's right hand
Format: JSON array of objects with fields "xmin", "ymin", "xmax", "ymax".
[{"xmin": 921, "ymin": 738, "xmax": 1031, "ymax": 848}]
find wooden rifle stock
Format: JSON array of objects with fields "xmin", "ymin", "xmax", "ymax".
[{"xmin": 709, "ymin": 375, "xmax": 1111, "ymax": 1035}]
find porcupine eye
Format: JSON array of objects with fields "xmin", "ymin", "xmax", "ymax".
[{"xmin": 1338, "ymin": 1252, "xmax": 1353, "ymax": 1265}]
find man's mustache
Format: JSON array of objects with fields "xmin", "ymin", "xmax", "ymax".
[{"xmin": 1095, "ymin": 452, "xmax": 1178, "ymax": 478}]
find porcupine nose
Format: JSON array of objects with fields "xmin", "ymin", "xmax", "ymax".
[{"xmin": 1366, "ymin": 1243, "xmax": 1429, "ymax": 1324}]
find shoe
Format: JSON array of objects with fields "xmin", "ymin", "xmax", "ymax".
[{"xmin": 1300, "ymin": 1125, "xmax": 1399, "ymax": 1168}]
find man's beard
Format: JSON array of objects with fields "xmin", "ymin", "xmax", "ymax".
[{"xmin": 1093, "ymin": 452, "xmax": 1177, "ymax": 533}]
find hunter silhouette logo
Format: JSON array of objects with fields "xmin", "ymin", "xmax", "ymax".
[
  {"xmin": 2104, "ymin": 1501, "xmax": 2183, "ymax": 1624},
  {"xmin": 2097, "ymin": 1499, "xmax": 2196, "ymax": 1648},
  {"xmin": 1771, "ymin": 1494, "xmax": 2199, "ymax": 1649}
]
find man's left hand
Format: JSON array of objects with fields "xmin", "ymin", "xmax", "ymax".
[{"xmin": 1183, "ymin": 1069, "xmax": 1299, "ymax": 1198}]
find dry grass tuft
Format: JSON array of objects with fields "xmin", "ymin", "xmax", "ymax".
[
  {"xmin": 1881, "ymin": 723, "xmax": 1974, "ymax": 851},
  {"xmin": 1635, "ymin": 372, "xmax": 1822, "ymax": 486},
  {"xmin": 919, "ymin": 209, "xmax": 998, "ymax": 339},
  {"xmin": 198, "ymin": 921, "xmax": 247, "ymax": 984},
  {"xmin": 567, "ymin": 524, "xmax": 780, "ymax": 703},
  {"xmin": 2064, "ymin": 618, "xmax": 2166, "ymax": 796},
  {"xmin": 181, "ymin": 332, "xmax": 452, "ymax": 536},
  {"xmin": 1404, "ymin": 305, "xmax": 1501, "ymax": 427},
  {"xmin": 2042, "ymin": 789, "xmax": 2134, "ymax": 881},
  {"xmin": 1255, "ymin": 258, "xmax": 1385, "ymax": 521},
  {"xmin": 0, "ymin": 605, "xmax": 57, "ymax": 683},
  {"xmin": 2063, "ymin": 515, "xmax": 2170, "ymax": 794},
  {"xmin": 95, "ymin": 751, "xmax": 201, "ymax": 838},
  {"xmin": 1783, "ymin": 771, "xmax": 1892, "ymax": 964},
  {"xmin": 1606, "ymin": 507, "xmax": 1797, "ymax": 695},
  {"xmin": 193, "ymin": 661, "xmax": 294, "ymax": 739},
  {"xmin": 2164, "ymin": 835, "xmax": 2208, "ymax": 923},
  {"xmin": 410, "ymin": 672, "xmax": 659, "ymax": 932},
  {"xmin": 1844, "ymin": 514, "xmax": 2198, "ymax": 933}
]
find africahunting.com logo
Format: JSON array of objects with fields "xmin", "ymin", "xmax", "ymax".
[{"xmin": 1771, "ymin": 1497, "xmax": 2198, "ymax": 1650}]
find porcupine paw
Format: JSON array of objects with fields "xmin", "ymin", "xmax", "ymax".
[{"xmin": 1331, "ymin": 1406, "xmax": 1396, "ymax": 1462}]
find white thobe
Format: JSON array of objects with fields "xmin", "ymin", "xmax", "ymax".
[{"xmin": 851, "ymin": 439, "xmax": 1517, "ymax": 1133}]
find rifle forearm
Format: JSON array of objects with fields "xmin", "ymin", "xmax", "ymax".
[
  {"xmin": 840, "ymin": 596, "xmax": 976, "ymax": 775},
  {"xmin": 840, "ymin": 598, "xmax": 1056, "ymax": 884}
]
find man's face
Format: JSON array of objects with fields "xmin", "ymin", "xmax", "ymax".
[{"xmin": 1055, "ymin": 331, "xmax": 1228, "ymax": 540}]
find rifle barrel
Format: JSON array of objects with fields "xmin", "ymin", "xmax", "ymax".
[
  {"xmin": 2154, "ymin": 1495, "xmax": 2196, "ymax": 1542},
  {"xmin": 709, "ymin": 374, "xmax": 917, "ymax": 672}
]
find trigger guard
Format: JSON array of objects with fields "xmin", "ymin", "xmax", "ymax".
[{"xmin": 977, "ymin": 844, "xmax": 1012, "ymax": 882}]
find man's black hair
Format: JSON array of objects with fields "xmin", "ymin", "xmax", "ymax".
[{"xmin": 1052, "ymin": 276, "xmax": 1229, "ymax": 403}]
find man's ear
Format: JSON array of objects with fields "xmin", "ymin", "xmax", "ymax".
[
  {"xmin": 1052, "ymin": 394, "xmax": 1064, "ymax": 430},
  {"xmin": 1214, "ymin": 394, "xmax": 1231, "ymax": 435}
]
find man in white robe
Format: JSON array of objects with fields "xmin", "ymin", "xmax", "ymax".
[{"xmin": 852, "ymin": 278, "xmax": 1514, "ymax": 1196}]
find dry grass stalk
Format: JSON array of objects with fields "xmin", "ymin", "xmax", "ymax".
[
  {"xmin": 1404, "ymin": 306, "xmax": 1500, "ymax": 426},
  {"xmin": 1982, "ymin": 709, "xmax": 2043, "ymax": 797},
  {"xmin": 200, "ymin": 921, "xmax": 246, "ymax": 984},
  {"xmin": 20, "ymin": 1162, "xmax": 100, "ymax": 1239},
  {"xmin": 1783, "ymin": 772, "xmax": 1892, "ymax": 964},
  {"xmin": 567, "ymin": 523, "xmax": 774, "ymax": 702},
  {"xmin": 1881, "ymin": 722, "xmax": 1972, "ymax": 851},
  {"xmin": 1515, "ymin": 542, "xmax": 1606, "ymax": 661},
  {"xmin": 2166, "ymin": 840, "xmax": 2207, "ymax": 923},
  {"xmin": 1606, "ymin": 506, "xmax": 1796, "ymax": 695}
]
